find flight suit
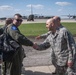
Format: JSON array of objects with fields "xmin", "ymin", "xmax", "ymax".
[
  {"xmin": 6, "ymin": 24, "xmax": 33, "ymax": 75},
  {"xmin": 0, "ymin": 26, "xmax": 6, "ymax": 35}
]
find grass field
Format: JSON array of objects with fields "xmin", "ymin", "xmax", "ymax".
[
  {"xmin": 19, "ymin": 23, "xmax": 47, "ymax": 37},
  {"xmin": 19, "ymin": 22, "xmax": 76, "ymax": 37},
  {"xmin": 62, "ymin": 22, "xmax": 76, "ymax": 36},
  {"xmin": 0, "ymin": 22, "xmax": 76, "ymax": 36}
]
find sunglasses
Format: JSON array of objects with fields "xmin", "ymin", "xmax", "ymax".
[{"xmin": 15, "ymin": 19, "xmax": 23, "ymax": 22}]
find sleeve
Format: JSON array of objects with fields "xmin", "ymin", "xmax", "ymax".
[
  {"xmin": 0, "ymin": 27, "xmax": 4, "ymax": 35},
  {"xmin": 64, "ymin": 31, "xmax": 76, "ymax": 62},
  {"xmin": 68, "ymin": 32, "xmax": 76, "ymax": 61},
  {"xmin": 40, "ymin": 31, "xmax": 51, "ymax": 39},
  {"xmin": 36, "ymin": 38, "xmax": 51, "ymax": 50},
  {"xmin": 7, "ymin": 26, "xmax": 33, "ymax": 46}
]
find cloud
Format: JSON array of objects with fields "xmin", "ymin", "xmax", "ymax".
[
  {"xmin": 0, "ymin": 5, "xmax": 13, "ymax": 11},
  {"xmin": 58, "ymin": 9, "xmax": 62, "ymax": 12},
  {"xmin": 55, "ymin": 2, "xmax": 72, "ymax": 6},
  {"xmin": 14, "ymin": 9, "xmax": 21, "ymax": 12},
  {"xmin": 26, "ymin": 4, "xmax": 44, "ymax": 9}
]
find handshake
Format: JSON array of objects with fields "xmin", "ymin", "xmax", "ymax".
[{"xmin": 33, "ymin": 42, "xmax": 39, "ymax": 50}]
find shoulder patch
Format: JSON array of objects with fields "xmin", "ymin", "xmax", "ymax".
[{"xmin": 11, "ymin": 26, "xmax": 17, "ymax": 30}]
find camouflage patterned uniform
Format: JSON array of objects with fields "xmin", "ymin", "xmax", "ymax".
[
  {"xmin": 39, "ymin": 31, "xmax": 51, "ymax": 39},
  {"xmin": 36, "ymin": 26, "xmax": 76, "ymax": 75},
  {"xmin": 6, "ymin": 24, "xmax": 33, "ymax": 75}
]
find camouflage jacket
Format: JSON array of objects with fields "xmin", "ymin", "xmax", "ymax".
[{"xmin": 37, "ymin": 26, "xmax": 76, "ymax": 66}]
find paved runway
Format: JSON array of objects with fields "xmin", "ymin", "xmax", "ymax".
[
  {"xmin": 22, "ymin": 19, "xmax": 76, "ymax": 24},
  {"xmin": 0, "ymin": 19, "xmax": 76, "ymax": 25}
]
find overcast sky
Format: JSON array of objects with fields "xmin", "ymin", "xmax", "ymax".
[{"xmin": 0, "ymin": 0, "xmax": 76, "ymax": 17}]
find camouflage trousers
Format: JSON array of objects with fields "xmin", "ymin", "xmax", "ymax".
[
  {"xmin": 51, "ymin": 52, "xmax": 76, "ymax": 75},
  {"xmin": 52, "ymin": 58, "xmax": 76, "ymax": 75}
]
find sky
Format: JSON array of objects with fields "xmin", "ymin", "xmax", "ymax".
[{"xmin": 0, "ymin": 0, "xmax": 76, "ymax": 18}]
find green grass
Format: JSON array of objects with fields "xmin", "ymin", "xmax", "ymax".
[
  {"xmin": 0, "ymin": 22, "xmax": 76, "ymax": 36},
  {"xmin": 19, "ymin": 22, "xmax": 76, "ymax": 37},
  {"xmin": 19, "ymin": 23, "xmax": 48, "ymax": 36}
]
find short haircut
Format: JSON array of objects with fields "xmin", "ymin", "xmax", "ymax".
[
  {"xmin": 53, "ymin": 16, "xmax": 61, "ymax": 21},
  {"xmin": 5, "ymin": 18, "xmax": 13, "ymax": 25},
  {"xmin": 57, "ymin": 17, "xmax": 61, "ymax": 21}
]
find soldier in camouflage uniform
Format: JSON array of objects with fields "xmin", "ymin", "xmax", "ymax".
[
  {"xmin": 5, "ymin": 14, "xmax": 34, "ymax": 75},
  {"xmin": 35, "ymin": 16, "xmax": 76, "ymax": 75},
  {"xmin": 0, "ymin": 18, "xmax": 13, "ymax": 35},
  {"xmin": 35, "ymin": 16, "xmax": 64, "ymax": 75},
  {"xmin": 33, "ymin": 18, "xmax": 76, "ymax": 75},
  {"xmin": 0, "ymin": 18, "xmax": 13, "ymax": 75}
]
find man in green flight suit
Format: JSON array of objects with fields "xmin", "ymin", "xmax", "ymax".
[{"xmin": 6, "ymin": 13, "xmax": 34, "ymax": 75}]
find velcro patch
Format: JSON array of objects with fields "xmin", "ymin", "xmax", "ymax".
[{"xmin": 11, "ymin": 26, "xmax": 17, "ymax": 30}]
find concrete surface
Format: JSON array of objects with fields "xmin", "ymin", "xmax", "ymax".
[
  {"xmin": 21, "ymin": 65, "xmax": 55, "ymax": 75},
  {"xmin": 22, "ymin": 38, "xmax": 52, "ymax": 67},
  {"xmin": 0, "ymin": 19, "xmax": 76, "ymax": 25}
]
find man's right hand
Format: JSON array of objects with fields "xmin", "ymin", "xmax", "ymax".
[
  {"xmin": 67, "ymin": 61, "xmax": 73, "ymax": 67},
  {"xmin": 33, "ymin": 43, "xmax": 39, "ymax": 50}
]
